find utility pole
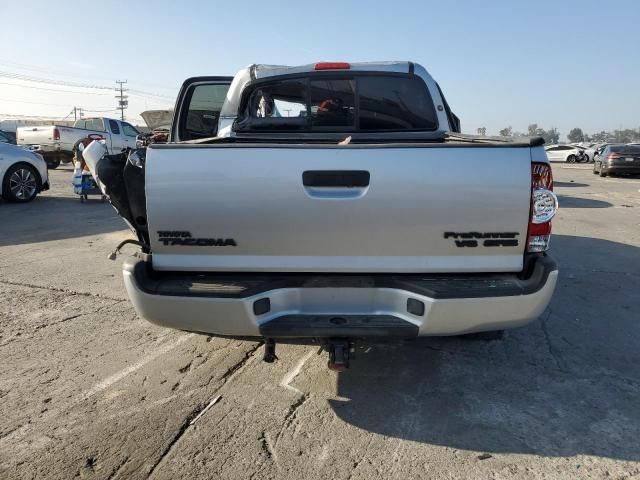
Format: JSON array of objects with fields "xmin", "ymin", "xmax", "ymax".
[
  {"xmin": 73, "ymin": 107, "xmax": 84, "ymax": 121},
  {"xmin": 115, "ymin": 80, "xmax": 128, "ymax": 121}
]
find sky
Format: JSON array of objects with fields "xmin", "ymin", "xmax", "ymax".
[{"xmin": 1, "ymin": 0, "xmax": 638, "ymax": 138}]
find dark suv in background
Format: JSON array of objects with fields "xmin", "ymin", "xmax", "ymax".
[{"xmin": 593, "ymin": 144, "xmax": 640, "ymax": 177}]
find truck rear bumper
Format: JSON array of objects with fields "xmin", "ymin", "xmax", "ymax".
[
  {"xmin": 605, "ymin": 165, "xmax": 640, "ymax": 175},
  {"xmin": 123, "ymin": 255, "xmax": 558, "ymax": 339},
  {"xmin": 23, "ymin": 143, "xmax": 61, "ymax": 154}
]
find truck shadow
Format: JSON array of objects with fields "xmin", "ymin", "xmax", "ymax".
[
  {"xmin": 556, "ymin": 195, "xmax": 612, "ymax": 208},
  {"xmin": 554, "ymin": 181, "xmax": 589, "ymax": 187},
  {"xmin": 0, "ymin": 195, "xmax": 126, "ymax": 246},
  {"xmin": 331, "ymin": 235, "xmax": 640, "ymax": 461}
]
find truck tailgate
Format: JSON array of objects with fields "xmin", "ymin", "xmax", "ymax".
[
  {"xmin": 17, "ymin": 126, "xmax": 54, "ymax": 145},
  {"xmin": 145, "ymin": 144, "xmax": 532, "ymax": 273}
]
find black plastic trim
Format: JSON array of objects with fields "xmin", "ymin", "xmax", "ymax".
[
  {"xmin": 302, "ymin": 170, "xmax": 370, "ymax": 187},
  {"xmin": 126, "ymin": 255, "xmax": 557, "ymax": 301},
  {"xmin": 152, "ymin": 137, "xmax": 540, "ymax": 149},
  {"xmin": 259, "ymin": 314, "xmax": 418, "ymax": 338}
]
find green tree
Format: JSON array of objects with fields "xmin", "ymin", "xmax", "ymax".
[
  {"xmin": 567, "ymin": 128, "xmax": 584, "ymax": 143},
  {"xmin": 527, "ymin": 124, "xmax": 539, "ymax": 136},
  {"xmin": 499, "ymin": 126, "xmax": 513, "ymax": 137},
  {"xmin": 544, "ymin": 128, "xmax": 560, "ymax": 145}
]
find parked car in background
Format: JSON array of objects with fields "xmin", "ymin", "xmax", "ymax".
[
  {"xmin": 593, "ymin": 143, "xmax": 615, "ymax": 163},
  {"xmin": 0, "ymin": 130, "xmax": 16, "ymax": 144},
  {"xmin": 545, "ymin": 144, "xmax": 586, "ymax": 162},
  {"xmin": 573, "ymin": 143, "xmax": 596, "ymax": 162},
  {"xmin": 593, "ymin": 144, "xmax": 640, "ymax": 177},
  {"xmin": 16, "ymin": 117, "xmax": 139, "ymax": 169},
  {"xmin": 137, "ymin": 110, "xmax": 173, "ymax": 147},
  {"xmin": 0, "ymin": 142, "xmax": 49, "ymax": 202}
]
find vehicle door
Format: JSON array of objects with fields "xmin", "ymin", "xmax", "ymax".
[
  {"xmin": 119, "ymin": 122, "xmax": 139, "ymax": 152},
  {"xmin": 106, "ymin": 119, "xmax": 125, "ymax": 152},
  {"xmin": 82, "ymin": 77, "xmax": 233, "ymax": 250},
  {"xmin": 545, "ymin": 146, "xmax": 560, "ymax": 161}
]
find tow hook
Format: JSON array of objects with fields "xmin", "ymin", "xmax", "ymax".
[
  {"xmin": 327, "ymin": 339, "xmax": 352, "ymax": 372},
  {"xmin": 263, "ymin": 338, "xmax": 278, "ymax": 363}
]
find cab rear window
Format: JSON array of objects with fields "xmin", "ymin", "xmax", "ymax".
[
  {"xmin": 610, "ymin": 146, "xmax": 640, "ymax": 154},
  {"xmin": 236, "ymin": 74, "xmax": 438, "ymax": 133}
]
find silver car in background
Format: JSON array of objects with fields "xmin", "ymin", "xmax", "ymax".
[{"xmin": 0, "ymin": 143, "xmax": 49, "ymax": 202}]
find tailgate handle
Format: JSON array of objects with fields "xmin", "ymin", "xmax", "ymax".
[{"xmin": 302, "ymin": 170, "xmax": 370, "ymax": 188}]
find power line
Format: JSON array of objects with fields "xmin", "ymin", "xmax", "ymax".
[
  {"xmin": 129, "ymin": 89, "xmax": 175, "ymax": 100},
  {"xmin": 0, "ymin": 112, "xmax": 76, "ymax": 120},
  {"xmin": 0, "ymin": 57, "xmax": 177, "ymax": 92},
  {"xmin": 0, "ymin": 70, "xmax": 113, "ymax": 90},
  {"xmin": 0, "ymin": 81, "xmax": 113, "ymax": 96},
  {"xmin": 0, "ymin": 70, "xmax": 175, "ymax": 99},
  {"xmin": 0, "ymin": 97, "xmax": 113, "ymax": 109}
]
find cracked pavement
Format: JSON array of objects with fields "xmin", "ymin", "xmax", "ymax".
[{"xmin": 1, "ymin": 165, "xmax": 639, "ymax": 479}]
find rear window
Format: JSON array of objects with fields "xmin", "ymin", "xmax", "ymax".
[
  {"xmin": 237, "ymin": 74, "xmax": 438, "ymax": 133},
  {"xmin": 610, "ymin": 146, "xmax": 640, "ymax": 154},
  {"xmin": 76, "ymin": 118, "xmax": 105, "ymax": 131},
  {"xmin": 310, "ymin": 79, "xmax": 356, "ymax": 129},
  {"xmin": 358, "ymin": 76, "xmax": 436, "ymax": 130}
]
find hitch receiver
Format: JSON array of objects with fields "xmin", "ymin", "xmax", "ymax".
[
  {"xmin": 263, "ymin": 338, "xmax": 278, "ymax": 363},
  {"xmin": 327, "ymin": 339, "xmax": 352, "ymax": 372}
]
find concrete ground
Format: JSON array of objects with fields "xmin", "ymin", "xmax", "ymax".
[{"xmin": 1, "ymin": 163, "xmax": 639, "ymax": 480}]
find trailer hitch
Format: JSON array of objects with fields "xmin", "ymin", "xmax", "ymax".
[
  {"xmin": 262, "ymin": 338, "xmax": 278, "ymax": 363},
  {"xmin": 327, "ymin": 339, "xmax": 352, "ymax": 372}
]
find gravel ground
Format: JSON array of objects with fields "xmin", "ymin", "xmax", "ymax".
[{"xmin": 1, "ymin": 163, "xmax": 639, "ymax": 480}]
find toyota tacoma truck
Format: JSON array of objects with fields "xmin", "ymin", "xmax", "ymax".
[
  {"xmin": 83, "ymin": 61, "xmax": 559, "ymax": 370},
  {"xmin": 17, "ymin": 117, "xmax": 139, "ymax": 169}
]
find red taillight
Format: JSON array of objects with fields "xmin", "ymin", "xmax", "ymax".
[
  {"xmin": 53, "ymin": 127, "xmax": 60, "ymax": 141},
  {"xmin": 531, "ymin": 162, "xmax": 553, "ymax": 190},
  {"xmin": 607, "ymin": 153, "xmax": 620, "ymax": 161},
  {"xmin": 528, "ymin": 162, "xmax": 558, "ymax": 252},
  {"xmin": 314, "ymin": 62, "xmax": 351, "ymax": 70}
]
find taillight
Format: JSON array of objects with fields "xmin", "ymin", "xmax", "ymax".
[
  {"xmin": 53, "ymin": 127, "xmax": 60, "ymax": 141},
  {"xmin": 314, "ymin": 62, "xmax": 351, "ymax": 70},
  {"xmin": 528, "ymin": 162, "xmax": 558, "ymax": 252},
  {"xmin": 607, "ymin": 153, "xmax": 620, "ymax": 161}
]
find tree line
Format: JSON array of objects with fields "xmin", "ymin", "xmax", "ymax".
[
  {"xmin": 565, "ymin": 127, "xmax": 640, "ymax": 144},
  {"xmin": 497, "ymin": 125, "xmax": 560, "ymax": 145},
  {"xmin": 495, "ymin": 125, "xmax": 640, "ymax": 144}
]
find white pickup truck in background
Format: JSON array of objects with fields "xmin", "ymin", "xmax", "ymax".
[
  {"xmin": 17, "ymin": 117, "xmax": 139, "ymax": 168},
  {"xmin": 84, "ymin": 61, "xmax": 559, "ymax": 370}
]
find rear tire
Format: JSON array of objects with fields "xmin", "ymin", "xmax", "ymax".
[
  {"xmin": 460, "ymin": 330, "xmax": 505, "ymax": 341},
  {"xmin": 566, "ymin": 155, "xmax": 576, "ymax": 163},
  {"xmin": 46, "ymin": 157, "xmax": 61, "ymax": 169},
  {"xmin": 2, "ymin": 163, "xmax": 40, "ymax": 203}
]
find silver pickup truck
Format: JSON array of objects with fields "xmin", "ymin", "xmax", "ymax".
[
  {"xmin": 84, "ymin": 61, "xmax": 559, "ymax": 370},
  {"xmin": 17, "ymin": 117, "xmax": 139, "ymax": 169}
]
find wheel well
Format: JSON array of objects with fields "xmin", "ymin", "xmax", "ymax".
[{"xmin": 3, "ymin": 161, "xmax": 43, "ymax": 192}]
